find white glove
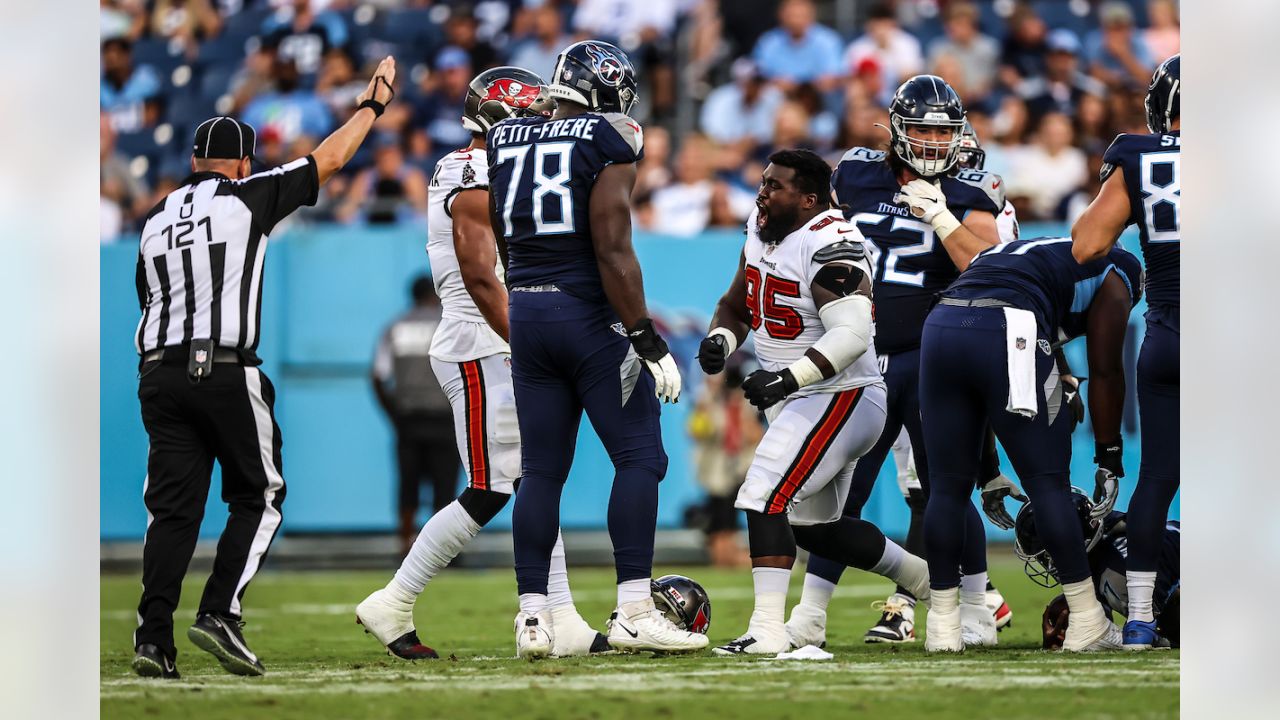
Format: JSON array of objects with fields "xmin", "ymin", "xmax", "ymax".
[
  {"xmin": 628, "ymin": 318, "xmax": 682, "ymax": 404},
  {"xmin": 1091, "ymin": 468, "xmax": 1119, "ymax": 520},
  {"xmin": 894, "ymin": 179, "xmax": 960, "ymax": 237},
  {"xmin": 642, "ymin": 353, "xmax": 682, "ymax": 404},
  {"xmin": 980, "ymin": 474, "xmax": 1027, "ymax": 530}
]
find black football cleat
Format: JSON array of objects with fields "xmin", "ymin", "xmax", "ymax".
[
  {"xmin": 132, "ymin": 643, "xmax": 180, "ymax": 679},
  {"xmin": 382, "ymin": 628, "xmax": 439, "ymax": 660},
  {"xmin": 187, "ymin": 613, "xmax": 266, "ymax": 676},
  {"xmin": 589, "ymin": 632, "xmax": 612, "ymax": 654}
]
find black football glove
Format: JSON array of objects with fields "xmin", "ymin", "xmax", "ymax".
[
  {"xmin": 697, "ymin": 334, "xmax": 730, "ymax": 375},
  {"xmin": 1062, "ymin": 375, "xmax": 1085, "ymax": 427},
  {"xmin": 1091, "ymin": 440, "xmax": 1124, "ymax": 520},
  {"xmin": 741, "ymin": 368, "xmax": 799, "ymax": 410},
  {"xmin": 979, "ymin": 474, "xmax": 1028, "ymax": 531}
]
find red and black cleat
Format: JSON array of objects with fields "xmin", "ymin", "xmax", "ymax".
[{"xmin": 386, "ymin": 630, "xmax": 439, "ymax": 660}]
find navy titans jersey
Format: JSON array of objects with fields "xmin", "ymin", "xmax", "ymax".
[
  {"xmin": 832, "ymin": 148, "xmax": 1003, "ymax": 354},
  {"xmin": 1090, "ymin": 514, "xmax": 1180, "ymax": 618},
  {"xmin": 946, "ymin": 237, "xmax": 1144, "ymax": 340},
  {"xmin": 1101, "ymin": 131, "xmax": 1180, "ymax": 311},
  {"xmin": 486, "ymin": 112, "xmax": 643, "ymax": 302}
]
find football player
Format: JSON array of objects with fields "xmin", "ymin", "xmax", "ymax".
[
  {"xmin": 1020, "ymin": 493, "xmax": 1180, "ymax": 650},
  {"xmin": 697, "ymin": 149, "xmax": 931, "ymax": 656},
  {"xmin": 355, "ymin": 68, "xmax": 609, "ymax": 659},
  {"xmin": 1071, "ymin": 54, "xmax": 1180, "ymax": 650},
  {"xmin": 488, "ymin": 41, "xmax": 707, "ymax": 657},
  {"xmin": 790, "ymin": 75, "xmax": 1007, "ymax": 646},
  {"xmin": 918, "ymin": 236, "xmax": 1143, "ymax": 652}
]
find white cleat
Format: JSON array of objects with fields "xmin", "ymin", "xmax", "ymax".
[
  {"xmin": 607, "ymin": 598, "xmax": 709, "ymax": 654},
  {"xmin": 355, "ymin": 588, "xmax": 439, "ymax": 660},
  {"xmin": 713, "ymin": 630, "xmax": 789, "ymax": 656},
  {"xmin": 960, "ymin": 601, "xmax": 998, "ymax": 647},
  {"xmin": 1062, "ymin": 606, "xmax": 1124, "ymax": 652},
  {"xmin": 515, "ymin": 611, "xmax": 554, "ymax": 659},
  {"xmin": 784, "ymin": 603, "xmax": 828, "ymax": 649},
  {"xmin": 549, "ymin": 605, "xmax": 611, "ymax": 657},
  {"xmin": 925, "ymin": 606, "xmax": 964, "ymax": 653},
  {"xmin": 864, "ymin": 595, "xmax": 916, "ymax": 644}
]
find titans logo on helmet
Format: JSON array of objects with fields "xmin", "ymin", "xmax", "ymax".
[{"xmin": 584, "ymin": 43, "xmax": 625, "ymax": 87}]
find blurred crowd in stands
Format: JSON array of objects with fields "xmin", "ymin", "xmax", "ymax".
[{"xmin": 101, "ymin": 0, "xmax": 1180, "ymax": 242}]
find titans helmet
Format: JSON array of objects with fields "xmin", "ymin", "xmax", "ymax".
[
  {"xmin": 1013, "ymin": 488, "xmax": 1105, "ymax": 588},
  {"xmin": 462, "ymin": 66, "xmax": 556, "ymax": 134},
  {"xmin": 549, "ymin": 40, "xmax": 639, "ymax": 116},
  {"xmin": 1145, "ymin": 54, "xmax": 1180, "ymax": 134},
  {"xmin": 888, "ymin": 75, "xmax": 967, "ymax": 177},
  {"xmin": 651, "ymin": 574, "xmax": 711, "ymax": 634},
  {"xmin": 955, "ymin": 119, "xmax": 986, "ymax": 171}
]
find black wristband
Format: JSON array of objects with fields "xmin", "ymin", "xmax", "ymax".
[
  {"xmin": 1094, "ymin": 440, "xmax": 1123, "ymax": 471},
  {"xmin": 627, "ymin": 318, "xmax": 669, "ymax": 362},
  {"xmin": 358, "ymin": 99, "xmax": 386, "ymax": 118}
]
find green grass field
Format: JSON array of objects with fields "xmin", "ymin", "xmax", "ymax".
[{"xmin": 101, "ymin": 551, "xmax": 1178, "ymax": 719}]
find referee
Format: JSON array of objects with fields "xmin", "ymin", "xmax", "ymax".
[{"xmin": 131, "ymin": 57, "xmax": 397, "ymax": 679}]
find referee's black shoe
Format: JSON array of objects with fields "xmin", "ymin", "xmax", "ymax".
[
  {"xmin": 132, "ymin": 643, "xmax": 180, "ymax": 679},
  {"xmin": 187, "ymin": 613, "xmax": 266, "ymax": 676}
]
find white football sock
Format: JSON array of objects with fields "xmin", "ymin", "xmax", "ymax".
[
  {"xmin": 393, "ymin": 500, "xmax": 481, "ymax": 595},
  {"xmin": 798, "ymin": 573, "xmax": 836, "ymax": 612},
  {"xmin": 547, "ymin": 532, "xmax": 574, "ymax": 609},
  {"xmin": 1126, "ymin": 571, "xmax": 1157, "ymax": 623},
  {"xmin": 870, "ymin": 538, "xmax": 905, "ymax": 577},
  {"xmin": 932, "ymin": 586, "xmax": 959, "ymax": 614},
  {"xmin": 750, "ymin": 566, "xmax": 791, "ymax": 630},
  {"xmin": 871, "ymin": 541, "xmax": 928, "ymax": 601},
  {"xmin": 519, "ymin": 593, "xmax": 548, "ymax": 615},
  {"xmin": 616, "ymin": 578, "xmax": 650, "ymax": 606},
  {"xmin": 960, "ymin": 572, "xmax": 988, "ymax": 606},
  {"xmin": 1063, "ymin": 578, "xmax": 1102, "ymax": 616}
]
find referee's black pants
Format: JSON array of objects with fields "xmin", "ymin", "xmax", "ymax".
[{"xmin": 134, "ymin": 361, "xmax": 287, "ymax": 658}]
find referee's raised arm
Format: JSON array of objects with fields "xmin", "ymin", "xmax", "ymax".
[{"xmin": 312, "ymin": 55, "xmax": 397, "ymax": 183}]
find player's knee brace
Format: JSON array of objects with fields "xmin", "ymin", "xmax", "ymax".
[
  {"xmin": 745, "ymin": 510, "xmax": 797, "ymax": 558},
  {"xmin": 458, "ymin": 487, "xmax": 511, "ymax": 526}
]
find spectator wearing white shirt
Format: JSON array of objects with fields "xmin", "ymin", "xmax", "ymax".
[
  {"xmin": 645, "ymin": 135, "xmax": 745, "ymax": 237},
  {"xmin": 926, "ymin": 1, "xmax": 999, "ymax": 104},
  {"xmin": 1007, "ymin": 112, "xmax": 1087, "ymax": 220},
  {"xmin": 843, "ymin": 2, "xmax": 924, "ymax": 106}
]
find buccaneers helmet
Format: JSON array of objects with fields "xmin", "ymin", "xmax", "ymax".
[
  {"xmin": 651, "ymin": 574, "xmax": 711, "ymax": 634},
  {"xmin": 462, "ymin": 66, "xmax": 555, "ymax": 134},
  {"xmin": 955, "ymin": 119, "xmax": 986, "ymax": 171}
]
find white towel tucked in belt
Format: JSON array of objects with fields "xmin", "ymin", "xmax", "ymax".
[{"xmin": 1003, "ymin": 307, "xmax": 1038, "ymax": 419}]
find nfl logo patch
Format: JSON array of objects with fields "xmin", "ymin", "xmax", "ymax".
[
  {"xmin": 195, "ymin": 349, "xmax": 208, "ymax": 363},
  {"xmin": 1015, "ymin": 338, "xmax": 1026, "ymax": 351}
]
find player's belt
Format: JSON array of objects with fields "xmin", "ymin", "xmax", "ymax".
[
  {"xmin": 938, "ymin": 297, "xmax": 1012, "ymax": 309},
  {"xmin": 511, "ymin": 284, "xmax": 560, "ymax": 293},
  {"xmin": 141, "ymin": 345, "xmax": 244, "ymax": 365}
]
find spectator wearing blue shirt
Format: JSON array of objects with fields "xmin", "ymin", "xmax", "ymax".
[
  {"xmin": 752, "ymin": 0, "xmax": 845, "ymax": 93},
  {"xmin": 412, "ymin": 47, "xmax": 475, "ymax": 170},
  {"xmin": 242, "ymin": 59, "xmax": 334, "ymax": 146},
  {"xmin": 100, "ymin": 38, "xmax": 162, "ymax": 134},
  {"xmin": 699, "ymin": 59, "xmax": 784, "ymax": 155},
  {"xmin": 1084, "ymin": 2, "xmax": 1154, "ymax": 89}
]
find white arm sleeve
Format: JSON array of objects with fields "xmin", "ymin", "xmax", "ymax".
[{"xmin": 810, "ymin": 293, "xmax": 874, "ymax": 375}]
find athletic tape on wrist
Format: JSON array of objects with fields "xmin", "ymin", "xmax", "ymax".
[
  {"xmin": 707, "ymin": 327, "xmax": 738, "ymax": 357},
  {"xmin": 931, "ymin": 209, "xmax": 962, "ymax": 240}
]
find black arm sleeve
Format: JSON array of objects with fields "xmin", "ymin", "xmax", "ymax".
[{"xmin": 229, "ymin": 155, "xmax": 321, "ymax": 234}]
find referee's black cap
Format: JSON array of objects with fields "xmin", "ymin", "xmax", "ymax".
[{"xmin": 192, "ymin": 116, "xmax": 257, "ymax": 161}]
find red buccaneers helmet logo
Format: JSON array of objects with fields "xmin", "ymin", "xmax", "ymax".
[{"xmin": 482, "ymin": 78, "xmax": 541, "ymax": 110}]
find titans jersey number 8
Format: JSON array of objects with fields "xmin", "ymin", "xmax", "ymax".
[
  {"xmin": 1102, "ymin": 131, "xmax": 1180, "ymax": 309},
  {"xmin": 487, "ymin": 112, "xmax": 643, "ymax": 302}
]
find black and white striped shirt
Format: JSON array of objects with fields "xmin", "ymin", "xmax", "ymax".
[{"xmin": 134, "ymin": 156, "xmax": 319, "ymax": 355}]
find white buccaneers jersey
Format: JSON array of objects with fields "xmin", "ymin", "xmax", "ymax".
[
  {"xmin": 426, "ymin": 147, "xmax": 509, "ymax": 362},
  {"xmin": 744, "ymin": 208, "xmax": 883, "ymax": 397}
]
